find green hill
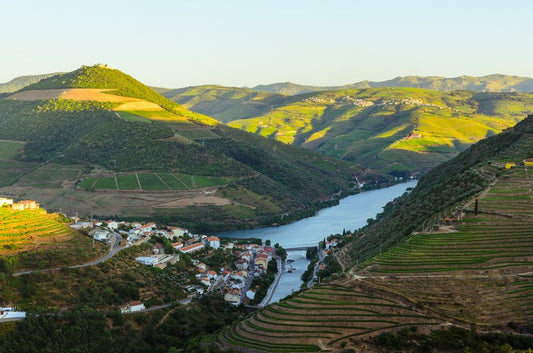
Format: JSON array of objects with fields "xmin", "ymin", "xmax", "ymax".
[
  {"xmin": 162, "ymin": 84, "xmax": 286, "ymax": 123},
  {"xmin": 0, "ymin": 65, "xmax": 372, "ymax": 231},
  {"xmin": 216, "ymin": 115, "xmax": 533, "ymax": 353},
  {"xmin": 0, "ymin": 73, "xmax": 62, "ymax": 94},
  {"xmin": 0, "ymin": 207, "xmax": 105, "ymax": 272},
  {"xmin": 253, "ymin": 74, "xmax": 533, "ymax": 95},
  {"xmin": 224, "ymin": 88, "xmax": 533, "ymax": 173}
]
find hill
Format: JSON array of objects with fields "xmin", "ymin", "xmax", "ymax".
[
  {"xmin": 212, "ymin": 87, "xmax": 532, "ymax": 173},
  {"xmin": 253, "ymin": 74, "xmax": 533, "ymax": 95},
  {"xmin": 0, "ymin": 65, "xmax": 372, "ymax": 232},
  {"xmin": 216, "ymin": 115, "xmax": 533, "ymax": 352},
  {"xmin": 0, "ymin": 207, "xmax": 105, "ymax": 273},
  {"xmin": 162, "ymin": 85, "xmax": 286, "ymax": 123},
  {"xmin": 0, "ymin": 73, "xmax": 62, "ymax": 94}
]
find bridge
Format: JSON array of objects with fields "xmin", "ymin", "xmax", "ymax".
[{"xmin": 284, "ymin": 246, "xmax": 316, "ymax": 252}]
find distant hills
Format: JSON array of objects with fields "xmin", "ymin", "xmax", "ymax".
[
  {"xmin": 0, "ymin": 72, "xmax": 62, "ymax": 94},
  {"xmin": 0, "ymin": 65, "xmax": 370, "ymax": 231},
  {"xmin": 253, "ymin": 74, "xmax": 533, "ymax": 95},
  {"xmin": 166, "ymin": 85, "xmax": 533, "ymax": 173}
]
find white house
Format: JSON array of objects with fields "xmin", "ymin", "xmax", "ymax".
[
  {"xmin": 207, "ymin": 236, "xmax": 220, "ymax": 249},
  {"xmin": 106, "ymin": 221, "xmax": 120, "ymax": 230},
  {"xmin": 224, "ymin": 289, "xmax": 241, "ymax": 305},
  {"xmin": 169, "ymin": 227, "xmax": 188, "ymax": 237},
  {"xmin": 121, "ymin": 301, "xmax": 145, "ymax": 313},
  {"xmin": 0, "ymin": 307, "xmax": 26, "ymax": 321},
  {"xmin": 179, "ymin": 242, "xmax": 204, "ymax": 253},
  {"xmin": 200, "ymin": 277, "xmax": 211, "ymax": 286},
  {"xmin": 93, "ymin": 230, "xmax": 111, "ymax": 242},
  {"xmin": 0, "ymin": 198, "xmax": 13, "ymax": 207},
  {"xmin": 246, "ymin": 289, "xmax": 256, "ymax": 300},
  {"xmin": 70, "ymin": 221, "xmax": 93, "ymax": 230},
  {"xmin": 135, "ymin": 256, "xmax": 159, "ymax": 266}
]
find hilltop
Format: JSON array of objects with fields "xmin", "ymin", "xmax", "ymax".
[
  {"xmin": 253, "ymin": 74, "xmax": 533, "ymax": 95},
  {"xmin": 0, "ymin": 65, "xmax": 372, "ymax": 232},
  {"xmin": 166, "ymin": 85, "xmax": 533, "ymax": 173},
  {"xmin": 216, "ymin": 115, "xmax": 533, "ymax": 352}
]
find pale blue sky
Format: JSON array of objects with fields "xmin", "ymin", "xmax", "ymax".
[{"xmin": 1, "ymin": 0, "xmax": 531, "ymax": 87}]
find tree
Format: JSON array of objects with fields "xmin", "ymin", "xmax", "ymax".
[
  {"xmin": 474, "ymin": 198, "xmax": 479, "ymax": 215},
  {"xmin": 265, "ymin": 239, "xmax": 271, "ymax": 246},
  {"xmin": 0, "ymin": 256, "xmax": 18, "ymax": 275}
]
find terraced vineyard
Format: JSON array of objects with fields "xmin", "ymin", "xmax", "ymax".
[
  {"xmin": 359, "ymin": 215, "xmax": 533, "ymax": 274},
  {"xmin": 217, "ymin": 284, "xmax": 442, "ymax": 352},
  {"xmin": 0, "ymin": 207, "xmax": 74, "ymax": 254},
  {"xmin": 78, "ymin": 172, "xmax": 235, "ymax": 191},
  {"xmin": 217, "ymin": 156, "xmax": 533, "ymax": 352},
  {"xmin": 359, "ymin": 164, "xmax": 533, "ymax": 275}
]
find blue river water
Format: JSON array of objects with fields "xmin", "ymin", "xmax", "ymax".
[
  {"xmin": 218, "ymin": 180, "xmax": 417, "ymax": 248},
  {"xmin": 217, "ymin": 180, "xmax": 417, "ymax": 303}
]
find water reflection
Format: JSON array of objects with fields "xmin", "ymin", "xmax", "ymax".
[{"xmin": 268, "ymin": 251, "xmax": 309, "ymax": 304}]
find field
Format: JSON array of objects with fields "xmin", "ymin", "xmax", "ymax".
[
  {"xmin": 0, "ymin": 141, "xmax": 40, "ymax": 187},
  {"xmin": 17, "ymin": 163, "xmax": 83, "ymax": 188},
  {"xmin": 78, "ymin": 172, "xmax": 235, "ymax": 191}
]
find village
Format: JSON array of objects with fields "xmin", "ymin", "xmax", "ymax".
[
  {"xmin": 1, "ymin": 194, "xmax": 342, "ymax": 317},
  {"xmin": 69, "ymin": 216, "xmax": 281, "ymax": 309}
]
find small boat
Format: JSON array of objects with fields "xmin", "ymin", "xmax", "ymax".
[{"xmin": 287, "ymin": 259, "xmax": 295, "ymax": 263}]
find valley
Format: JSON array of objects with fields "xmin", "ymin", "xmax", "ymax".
[
  {"xmin": 167, "ymin": 85, "xmax": 533, "ymax": 174},
  {"xmin": 0, "ymin": 65, "xmax": 375, "ymax": 232},
  {"xmin": 216, "ymin": 117, "xmax": 533, "ymax": 352},
  {"xmin": 0, "ymin": 67, "xmax": 531, "ymax": 353}
]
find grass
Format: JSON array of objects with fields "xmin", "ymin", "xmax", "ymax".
[
  {"xmin": 18, "ymin": 163, "xmax": 82, "ymax": 188},
  {"xmin": 92, "ymin": 177, "xmax": 117, "ymax": 190},
  {"xmin": 0, "ymin": 140, "xmax": 25, "ymax": 159},
  {"xmin": 137, "ymin": 173, "xmax": 169, "ymax": 190},
  {"xmin": 116, "ymin": 174, "xmax": 140, "ymax": 190},
  {"xmin": 0, "ymin": 159, "xmax": 40, "ymax": 187}
]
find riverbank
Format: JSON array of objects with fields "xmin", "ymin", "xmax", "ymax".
[{"xmin": 217, "ymin": 181, "xmax": 417, "ymax": 304}]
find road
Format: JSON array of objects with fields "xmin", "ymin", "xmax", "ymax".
[
  {"xmin": 240, "ymin": 257, "xmax": 256, "ymax": 303},
  {"xmin": 307, "ymin": 246, "xmax": 322, "ymax": 289},
  {"xmin": 121, "ymin": 296, "xmax": 193, "ymax": 315},
  {"xmin": 258, "ymin": 257, "xmax": 283, "ymax": 307},
  {"xmin": 13, "ymin": 232, "xmax": 124, "ymax": 277}
]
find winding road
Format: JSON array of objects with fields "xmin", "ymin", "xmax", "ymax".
[{"xmin": 13, "ymin": 232, "xmax": 124, "ymax": 277}]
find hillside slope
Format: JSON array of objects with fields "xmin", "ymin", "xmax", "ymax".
[
  {"xmin": 253, "ymin": 74, "xmax": 533, "ymax": 95},
  {"xmin": 227, "ymin": 88, "xmax": 532, "ymax": 173},
  {"xmin": 217, "ymin": 115, "xmax": 533, "ymax": 353},
  {"xmin": 0, "ymin": 73, "xmax": 61, "ymax": 94},
  {"xmin": 0, "ymin": 65, "xmax": 372, "ymax": 231}
]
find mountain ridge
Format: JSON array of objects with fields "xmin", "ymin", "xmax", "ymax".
[
  {"xmin": 165, "ymin": 84, "xmax": 533, "ymax": 174},
  {"xmin": 253, "ymin": 73, "xmax": 533, "ymax": 95}
]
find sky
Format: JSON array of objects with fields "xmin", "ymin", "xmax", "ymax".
[{"xmin": 1, "ymin": 0, "xmax": 532, "ymax": 88}]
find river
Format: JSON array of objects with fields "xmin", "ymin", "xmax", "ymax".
[{"xmin": 218, "ymin": 180, "xmax": 417, "ymax": 303}]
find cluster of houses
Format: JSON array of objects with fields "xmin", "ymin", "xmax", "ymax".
[
  {"xmin": 0, "ymin": 198, "xmax": 39, "ymax": 211},
  {"xmin": 221, "ymin": 243, "xmax": 276, "ymax": 306},
  {"xmin": 69, "ymin": 216, "xmax": 281, "ymax": 307},
  {"xmin": 303, "ymin": 96, "xmax": 444, "ymax": 109}
]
